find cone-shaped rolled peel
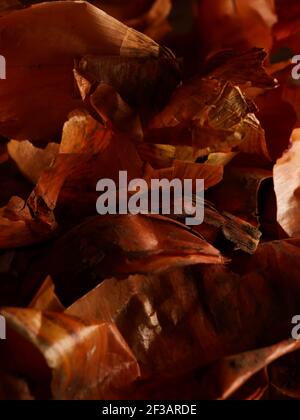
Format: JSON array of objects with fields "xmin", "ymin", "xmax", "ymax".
[{"xmin": 0, "ymin": 1, "xmax": 179, "ymax": 141}]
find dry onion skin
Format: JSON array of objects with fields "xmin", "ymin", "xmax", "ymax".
[{"xmin": 1, "ymin": 0, "xmax": 300, "ymax": 401}]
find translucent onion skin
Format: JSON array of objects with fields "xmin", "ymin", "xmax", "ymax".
[{"xmin": 0, "ymin": 1, "xmax": 180, "ymax": 141}]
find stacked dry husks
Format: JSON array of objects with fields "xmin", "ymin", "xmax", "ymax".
[{"xmin": 0, "ymin": 0, "xmax": 300, "ymax": 400}]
